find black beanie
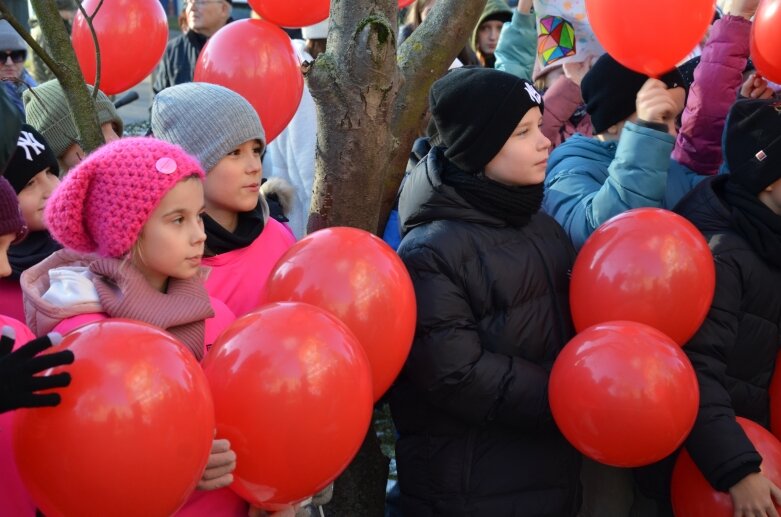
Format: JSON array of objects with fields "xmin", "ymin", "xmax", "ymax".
[
  {"xmin": 725, "ymin": 99, "xmax": 781, "ymax": 195},
  {"xmin": 581, "ymin": 54, "xmax": 686, "ymax": 134},
  {"xmin": 5, "ymin": 124, "xmax": 59, "ymax": 194},
  {"xmin": 430, "ymin": 67, "xmax": 544, "ymax": 173}
]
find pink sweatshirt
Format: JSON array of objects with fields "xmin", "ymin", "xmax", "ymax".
[
  {"xmin": 203, "ymin": 218, "xmax": 295, "ymax": 317},
  {"xmin": 0, "ymin": 278, "xmax": 25, "ymax": 323},
  {"xmin": 0, "ymin": 315, "xmax": 37, "ymax": 516},
  {"xmin": 18, "ymin": 253, "xmax": 248, "ymax": 516}
]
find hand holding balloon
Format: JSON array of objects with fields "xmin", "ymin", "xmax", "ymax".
[
  {"xmin": 197, "ymin": 437, "xmax": 237, "ymax": 491},
  {"xmin": 0, "ymin": 328, "xmax": 73, "ymax": 413},
  {"xmin": 636, "ymin": 79, "xmax": 682, "ymax": 127},
  {"xmin": 728, "ymin": 473, "xmax": 781, "ymax": 517}
]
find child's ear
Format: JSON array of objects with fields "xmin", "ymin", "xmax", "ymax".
[{"xmin": 607, "ymin": 124, "xmax": 620, "ymax": 136}]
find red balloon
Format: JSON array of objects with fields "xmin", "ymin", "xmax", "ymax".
[
  {"xmin": 250, "ymin": 0, "xmax": 329, "ymax": 28},
  {"xmin": 751, "ymin": 0, "xmax": 781, "ymax": 84},
  {"xmin": 571, "ymin": 208, "xmax": 715, "ymax": 346},
  {"xmin": 585, "ymin": 0, "xmax": 714, "ymax": 76},
  {"xmin": 202, "ymin": 302, "xmax": 373, "ymax": 509},
  {"xmin": 71, "ymin": 0, "xmax": 168, "ymax": 94},
  {"xmin": 12, "ymin": 320, "xmax": 214, "ymax": 517},
  {"xmin": 194, "ymin": 19, "xmax": 304, "ymax": 143},
  {"xmin": 549, "ymin": 321, "xmax": 699, "ymax": 467},
  {"xmin": 399, "ymin": 0, "xmax": 416, "ymax": 7},
  {"xmin": 672, "ymin": 417, "xmax": 781, "ymax": 516},
  {"xmin": 263, "ymin": 227, "xmax": 416, "ymax": 401}
]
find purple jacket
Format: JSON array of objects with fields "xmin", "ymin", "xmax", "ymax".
[{"xmin": 673, "ymin": 15, "xmax": 752, "ymax": 176}]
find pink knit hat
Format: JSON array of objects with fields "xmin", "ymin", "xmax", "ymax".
[{"xmin": 45, "ymin": 137, "xmax": 205, "ymax": 258}]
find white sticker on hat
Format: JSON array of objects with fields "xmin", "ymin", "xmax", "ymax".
[
  {"xmin": 525, "ymin": 83, "xmax": 542, "ymax": 105},
  {"xmin": 156, "ymin": 157, "xmax": 177, "ymax": 175},
  {"xmin": 17, "ymin": 131, "xmax": 45, "ymax": 161}
]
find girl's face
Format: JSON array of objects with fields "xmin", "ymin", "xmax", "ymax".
[
  {"xmin": 484, "ymin": 107, "xmax": 551, "ymax": 187},
  {"xmin": 204, "ymin": 139, "xmax": 263, "ymax": 229},
  {"xmin": 133, "ymin": 178, "xmax": 207, "ymax": 292},
  {"xmin": 477, "ymin": 20, "xmax": 503, "ymax": 56},
  {"xmin": 17, "ymin": 168, "xmax": 60, "ymax": 232}
]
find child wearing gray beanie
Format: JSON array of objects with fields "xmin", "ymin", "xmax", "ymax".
[
  {"xmin": 22, "ymin": 79, "xmax": 123, "ymax": 174},
  {"xmin": 151, "ymin": 82, "xmax": 265, "ymax": 173}
]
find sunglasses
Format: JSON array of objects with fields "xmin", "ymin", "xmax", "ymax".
[{"xmin": 1, "ymin": 50, "xmax": 26, "ymax": 64}]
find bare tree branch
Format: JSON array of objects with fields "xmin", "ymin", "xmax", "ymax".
[
  {"xmin": 378, "ymin": 0, "xmax": 488, "ymax": 232},
  {"xmin": 75, "ymin": 0, "xmax": 104, "ymax": 99},
  {"xmin": 28, "ymin": 0, "xmax": 105, "ymax": 153}
]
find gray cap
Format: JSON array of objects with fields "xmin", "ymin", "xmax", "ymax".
[
  {"xmin": 0, "ymin": 20, "xmax": 25, "ymax": 51},
  {"xmin": 151, "ymin": 83, "xmax": 265, "ymax": 173}
]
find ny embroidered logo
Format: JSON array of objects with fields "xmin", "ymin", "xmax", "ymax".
[
  {"xmin": 525, "ymin": 83, "xmax": 542, "ymax": 104},
  {"xmin": 17, "ymin": 131, "xmax": 45, "ymax": 161}
]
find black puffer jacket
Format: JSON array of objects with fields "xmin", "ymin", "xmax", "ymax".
[
  {"xmin": 389, "ymin": 147, "xmax": 582, "ymax": 516},
  {"xmin": 674, "ymin": 175, "xmax": 777, "ymax": 491}
]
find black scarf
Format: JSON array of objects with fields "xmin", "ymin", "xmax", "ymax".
[
  {"xmin": 441, "ymin": 160, "xmax": 544, "ymax": 228},
  {"xmin": 203, "ymin": 202, "xmax": 265, "ymax": 257},
  {"xmin": 8, "ymin": 230, "xmax": 61, "ymax": 279},
  {"xmin": 723, "ymin": 179, "xmax": 781, "ymax": 269}
]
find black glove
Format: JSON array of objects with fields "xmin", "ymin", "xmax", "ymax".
[{"xmin": 0, "ymin": 328, "xmax": 74, "ymax": 414}]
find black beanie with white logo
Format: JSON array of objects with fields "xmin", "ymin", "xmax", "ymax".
[
  {"xmin": 429, "ymin": 66, "xmax": 545, "ymax": 173},
  {"xmin": 5, "ymin": 124, "xmax": 59, "ymax": 194}
]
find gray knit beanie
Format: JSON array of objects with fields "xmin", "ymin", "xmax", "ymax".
[
  {"xmin": 0, "ymin": 20, "xmax": 25, "ymax": 51},
  {"xmin": 151, "ymin": 83, "xmax": 265, "ymax": 173},
  {"xmin": 22, "ymin": 80, "xmax": 124, "ymax": 158}
]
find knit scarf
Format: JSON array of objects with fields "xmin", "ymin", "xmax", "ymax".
[
  {"xmin": 441, "ymin": 160, "xmax": 544, "ymax": 228},
  {"xmin": 88, "ymin": 258, "xmax": 214, "ymax": 361},
  {"xmin": 723, "ymin": 179, "xmax": 781, "ymax": 269},
  {"xmin": 203, "ymin": 202, "xmax": 265, "ymax": 257},
  {"xmin": 8, "ymin": 230, "xmax": 61, "ymax": 279}
]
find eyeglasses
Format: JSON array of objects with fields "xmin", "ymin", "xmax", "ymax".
[
  {"xmin": 1, "ymin": 50, "xmax": 26, "ymax": 64},
  {"xmin": 184, "ymin": 0, "xmax": 224, "ymax": 8}
]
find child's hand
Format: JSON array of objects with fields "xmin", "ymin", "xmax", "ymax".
[
  {"xmin": 636, "ymin": 78, "xmax": 680, "ymax": 126},
  {"xmin": 728, "ymin": 472, "xmax": 781, "ymax": 517},
  {"xmin": 0, "ymin": 329, "xmax": 73, "ymax": 414},
  {"xmin": 562, "ymin": 60, "xmax": 591, "ymax": 87},
  {"xmin": 741, "ymin": 73, "xmax": 775, "ymax": 100},
  {"xmin": 517, "ymin": 0, "xmax": 533, "ymax": 14},
  {"xmin": 728, "ymin": 0, "xmax": 761, "ymax": 20},
  {"xmin": 248, "ymin": 499, "xmax": 310, "ymax": 517},
  {"xmin": 197, "ymin": 438, "xmax": 237, "ymax": 491}
]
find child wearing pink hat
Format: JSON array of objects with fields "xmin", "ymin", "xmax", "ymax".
[{"xmin": 19, "ymin": 137, "xmax": 249, "ymax": 516}]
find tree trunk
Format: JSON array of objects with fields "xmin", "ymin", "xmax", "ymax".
[
  {"xmin": 308, "ymin": 0, "xmax": 487, "ymax": 513},
  {"xmin": 2, "ymin": 0, "xmax": 104, "ymax": 153}
]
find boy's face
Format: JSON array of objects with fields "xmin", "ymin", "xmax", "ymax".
[
  {"xmin": 17, "ymin": 169, "xmax": 59, "ymax": 232},
  {"xmin": 484, "ymin": 107, "xmax": 551, "ymax": 187}
]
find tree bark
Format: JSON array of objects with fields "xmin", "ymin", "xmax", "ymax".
[
  {"xmin": 2, "ymin": 0, "xmax": 104, "ymax": 153},
  {"xmin": 307, "ymin": 0, "xmax": 486, "ymax": 236},
  {"xmin": 309, "ymin": 0, "xmax": 487, "ymax": 514}
]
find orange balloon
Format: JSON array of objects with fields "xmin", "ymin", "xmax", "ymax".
[
  {"xmin": 585, "ymin": 0, "xmax": 714, "ymax": 76},
  {"xmin": 12, "ymin": 319, "xmax": 214, "ymax": 517},
  {"xmin": 202, "ymin": 302, "xmax": 373, "ymax": 509},
  {"xmin": 571, "ymin": 208, "xmax": 715, "ymax": 346},
  {"xmin": 549, "ymin": 321, "xmax": 699, "ymax": 467},
  {"xmin": 751, "ymin": 0, "xmax": 781, "ymax": 84},
  {"xmin": 672, "ymin": 417, "xmax": 781, "ymax": 516},
  {"xmin": 249, "ymin": 0, "xmax": 329, "ymax": 27},
  {"xmin": 194, "ymin": 19, "xmax": 304, "ymax": 143},
  {"xmin": 263, "ymin": 227, "xmax": 416, "ymax": 401},
  {"xmin": 71, "ymin": 0, "xmax": 168, "ymax": 94}
]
